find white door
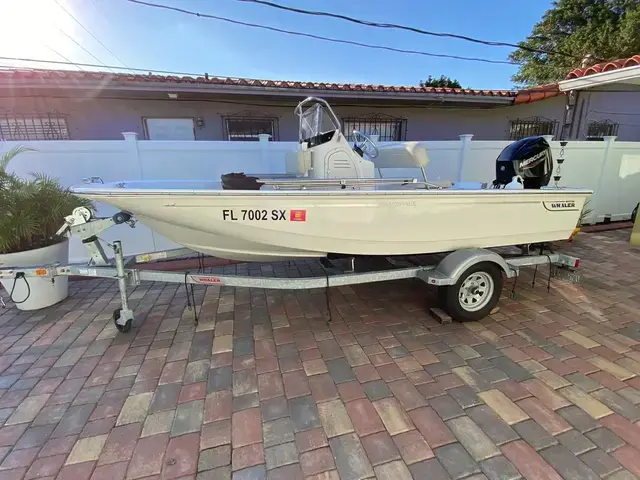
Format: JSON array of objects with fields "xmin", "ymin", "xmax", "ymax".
[{"xmin": 145, "ymin": 118, "xmax": 195, "ymax": 140}]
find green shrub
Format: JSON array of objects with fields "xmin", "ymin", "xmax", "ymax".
[{"xmin": 0, "ymin": 146, "xmax": 93, "ymax": 254}]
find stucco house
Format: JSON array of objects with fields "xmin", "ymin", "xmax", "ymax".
[{"xmin": 0, "ymin": 55, "xmax": 638, "ymax": 142}]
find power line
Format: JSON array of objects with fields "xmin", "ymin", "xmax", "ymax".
[
  {"xmin": 55, "ymin": 27, "xmax": 116, "ymax": 72},
  {"xmin": 0, "ymin": 55, "xmax": 209, "ymax": 77},
  {"xmin": 235, "ymin": 0, "xmax": 596, "ymax": 62},
  {"xmin": 126, "ymin": 0, "xmax": 524, "ymax": 66},
  {"xmin": 52, "ymin": 0, "xmax": 131, "ymax": 70},
  {"xmin": 127, "ymin": 0, "xmax": 577, "ymax": 71},
  {"xmin": 44, "ymin": 45, "xmax": 86, "ymax": 71}
]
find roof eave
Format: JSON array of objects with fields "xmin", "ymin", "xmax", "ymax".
[
  {"xmin": 560, "ymin": 65, "xmax": 640, "ymax": 91},
  {"xmin": 0, "ymin": 79, "xmax": 516, "ymax": 105}
]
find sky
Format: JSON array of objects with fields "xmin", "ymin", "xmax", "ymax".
[{"xmin": 0, "ymin": 0, "xmax": 555, "ymax": 90}]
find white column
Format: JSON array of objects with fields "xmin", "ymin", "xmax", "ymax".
[
  {"xmin": 258, "ymin": 134, "xmax": 271, "ymax": 173},
  {"xmin": 592, "ymin": 136, "xmax": 617, "ymax": 223},
  {"xmin": 457, "ymin": 134, "xmax": 474, "ymax": 182},
  {"xmin": 122, "ymin": 132, "xmax": 143, "ymax": 180}
]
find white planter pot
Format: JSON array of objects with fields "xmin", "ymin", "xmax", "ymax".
[{"xmin": 0, "ymin": 240, "xmax": 69, "ymax": 311}]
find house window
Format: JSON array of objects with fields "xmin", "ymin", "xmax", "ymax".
[
  {"xmin": 587, "ymin": 120, "xmax": 619, "ymax": 139},
  {"xmin": 342, "ymin": 114, "xmax": 406, "ymax": 142},
  {"xmin": 508, "ymin": 117, "xmax": 558, "ymax": 140},
  {"xmin": 223, "ymin": 113, "xmax": 279, "ymax": 141},
  {"xmin": 144, "ymin": 118, "xmax": 195, "ymax": 140},
  {"xmin": 0, "ymin": 114, "xmax": 70, "ymax": 140}
]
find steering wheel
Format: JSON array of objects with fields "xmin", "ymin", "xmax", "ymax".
[{"xmin": 352, "ymin": 130, "xmax": 379, "ymax": 159}]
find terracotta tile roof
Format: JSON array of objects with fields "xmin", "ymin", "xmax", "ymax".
[
  {"xmin": 513, "ymin": 83, "xmax": 561, "ymax": 105},
  {"xmin": 3, "ymin": 55, "xmax": 639, "ymax": 106},
  {"xmin": 0, "ymin": 68, "xmax": 519, "ymax": 98},
  {"xmin": 566, "ymin": 55, "xmax": 640, "ymax": 79}
]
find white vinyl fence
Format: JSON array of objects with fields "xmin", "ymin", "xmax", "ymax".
[{"xmin": 4, "ymin": 133, "xmax": 640, "ymax": 263}]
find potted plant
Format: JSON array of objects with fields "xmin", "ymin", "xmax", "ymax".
[
  {"xmin": 0, "ymin": 146, "xmax": 93, "ymax": 310},
  {"xmin": 569, "ymin": 199, "xmax": 593, "ymax": 242}
]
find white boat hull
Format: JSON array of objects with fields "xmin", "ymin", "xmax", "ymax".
[
  {"xmin": 76, "ymin": 183, "xmax": 591, "ymax": 262},
  {"xmin": 139, "ymin": 214, "xmax": 323, "ymax": 262}
]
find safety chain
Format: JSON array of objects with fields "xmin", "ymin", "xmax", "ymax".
[{"xmin": 554, "ymin": 141, "xmax": 567, "ymax": 187}]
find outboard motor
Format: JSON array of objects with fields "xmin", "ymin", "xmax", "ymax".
[{"xmin": 493, "ymin": 136, "xmax": 553, "ymax": 189}]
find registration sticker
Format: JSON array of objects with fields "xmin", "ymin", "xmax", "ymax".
[{"xmin": 290, "ymin": 210, "xmax": 307, "ymax": 222}]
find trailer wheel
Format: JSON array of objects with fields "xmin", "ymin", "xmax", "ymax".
[
  {"xmin": 112, "ymin": 212, "xmax": 132, "ymax": 225},
  {"xmin": 113, "ymin": 308, "xmax": 132, "ymax": 333},
  {"xmin": 439, "ymin": 262, "xmax": 503, "ymax": 322}
]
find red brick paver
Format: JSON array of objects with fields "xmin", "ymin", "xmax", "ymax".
[{"xmin": 0, "ymin": 230, "xmax": 639, "ymax": 478}]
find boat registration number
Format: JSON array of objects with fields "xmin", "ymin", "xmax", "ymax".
[{"xmin": 222, "ymin": 209, "xmax": 306, "ymax": 222}]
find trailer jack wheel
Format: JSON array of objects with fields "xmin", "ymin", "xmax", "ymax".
[
  {"xmin": 113, "ymin": 308, "xmax": 133, "ymax": 333},
  {"xmin": 439, "ymin": 262, "xmax": 503, "ymax": 322}
]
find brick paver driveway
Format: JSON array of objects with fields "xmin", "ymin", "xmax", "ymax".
[{"xmin": 1, "ymin": 229, "xmax": 640, "ymax": 479}]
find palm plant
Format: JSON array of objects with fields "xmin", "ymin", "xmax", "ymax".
[
  {"xmin": 577, "ymin": 199, "xmax": 593, "ymax": 227},
  {"xmin": 0, "ymin": 146, "xmax": 93, "ymax": 254}
]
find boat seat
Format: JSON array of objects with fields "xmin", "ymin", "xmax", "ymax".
[
  {"xmin": 371, "ymin": 142, "xmax": 430, "ymax": 169},
  {"xmin": 285, "ymin": 150, "xmax": 312, "ymax": 176}
]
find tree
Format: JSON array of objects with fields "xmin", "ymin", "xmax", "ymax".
[
  {"xmin": 420, "ymin": 75, "xmax": 462, "ymax": 88},
  {"xmin": 510, "ymin": 0, "xmax": 640, "ymax": 87}
]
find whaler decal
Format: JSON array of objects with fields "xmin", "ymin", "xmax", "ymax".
[
  {"xmin": 543, "ymin": 201, "xmax": 578, "ymax": 211},
  {"xmin": 192, "ymin": 276, "xmax": 223, "ymax": 285}
]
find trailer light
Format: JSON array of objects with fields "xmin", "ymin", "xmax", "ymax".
[{"xmin": 35, "ymin": 269, "xmax": 47, "ymax": 276}]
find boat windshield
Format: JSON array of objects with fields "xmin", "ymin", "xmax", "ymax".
[{"xmin": 295, "ymin": 97, "xmax": 341, "ymax": 143}]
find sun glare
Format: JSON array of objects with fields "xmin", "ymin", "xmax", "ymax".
[{"xmin": 0, "ymin": 0, "xmax": 78, "ymax": 67}]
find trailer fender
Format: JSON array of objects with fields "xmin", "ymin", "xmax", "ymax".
[{"xmin": 421, "ymin": 248, "xmax": 516, "ymax": 286}]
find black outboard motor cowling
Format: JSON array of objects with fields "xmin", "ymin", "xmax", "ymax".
[{"xmin": 494, "ymin": 136, "xmax": 553, "ymax": 189}]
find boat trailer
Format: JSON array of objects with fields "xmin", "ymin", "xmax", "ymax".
[{"xmin": 0, "ymin": 208, "xmax": 582, "ymax": 332}]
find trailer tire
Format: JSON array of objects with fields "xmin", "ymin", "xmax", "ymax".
[
  {"xmin": 113, "ymin": 308, "xmax": 132, "ymax": 333},
  {"xmin": 113, "ymin": 212, "xmax": 132, "ymax": 225},
  {"xmin": 439, "ymin": 262, "xmax": 503, "ymax": 322}
]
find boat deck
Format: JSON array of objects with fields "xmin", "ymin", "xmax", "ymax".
[{"xmin": 71, "ymin": 178, "xmax": 591, "ymax": 196}]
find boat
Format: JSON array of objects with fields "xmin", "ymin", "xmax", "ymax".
[{"xmin": 71, "ymin": 97, "xmax": 593, "ymax": 262}]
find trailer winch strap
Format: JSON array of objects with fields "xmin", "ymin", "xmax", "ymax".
[{"xmin": 183, "ymin": 271, "xmax": 199, "ymax": 324}]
